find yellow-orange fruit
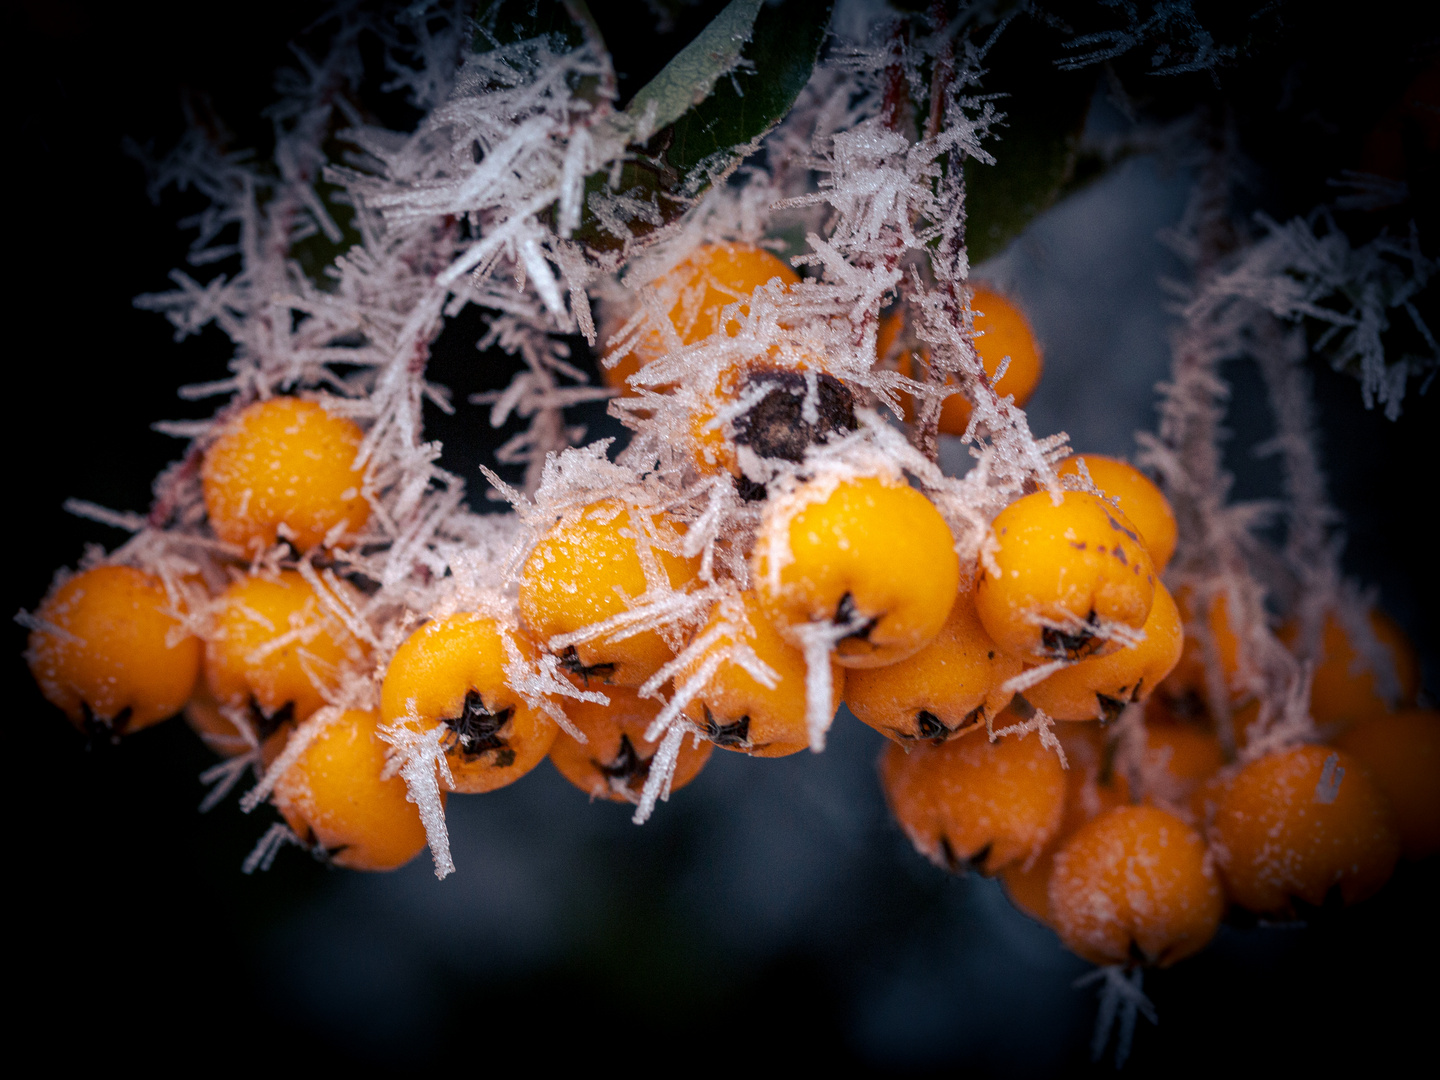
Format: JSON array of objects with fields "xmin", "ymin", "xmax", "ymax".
[
  {"xmin": 1162, "ymin": 587, "xmax": 1246, "ymax": 702},
  {"xmin": 1057, "ymin": 454, "xmax": 1178, "ymax": 571},
  {"xmin": 206, "ymin": 571, "xmax": 367, "ymax": 727},
  {"xmin": 1001, "ymin": 724, "xmax": 1131, "ymax": 925},
  {"xmin": 380, "ymin": 612, "xmax": 558, "ymax": 794},
  {"xmin": 679, "ymin": 592, "xmax": 842, "ymax": 758},
  {"xmin": 27, "ymin": 565, "xmax": 201, "ymax": 735},
  {"xmin": 844, "ymin": 589, "xmax": 1022, "ymax": 744},
  {"xmin": 519, "ymin": 500, "xmax": 699, "ymax": 688},
  {"xmin": 883, "ymin": 286, "xmax": 1044, "ymax": 435},
  {"xmin": 603, "ymin": 242, "xmax": 800, "ymax": 393},
  {"xmin": 201, "ymin": 397, "xmax": 370, "ymax": 553},
  {"xmin": 1209, "ymin": 744, "xmax": 1400, "ymax": 915},
  {"xmin": 549, "ymin": 686, "xmax": 712, "ymax": 802},
  {"xmin": 879, "ymin": 723, "xmax": 1067, "ymax": 874},
  {"xmin": 1049, "ymin": 805, "xmax": 1223, "ymax": 967},
  {"xmin": 1334, "ymin": 709, "xmax": 1440, "ymax": 859},
  {"xmin": 1281, "ymin": 610, "xmax": 1421, "ymax": 728},
  {"xmin": 975, "ymin": 490, "xmax": 1156, "ymax": 661},
  {"xmin": 753, "ymin": 474, "xmax": 960, "ymax": 668},
  {"xmin": 1025, "ymin": 581, "xmax": 1184, "ymax": 722},
  {"xmin": 273, "ymin": 708, "xmax": 433, "ymax": 871},
  {"xmin": 184, "ymin": 685, "xmax": 255, "ymax": 758},
  {"xmin": 1140, "ymin": 717, "xmax": 1226, "ymax": 823}
]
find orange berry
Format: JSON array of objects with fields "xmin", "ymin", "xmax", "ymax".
[
  {"xmin": 201, "ymin": 397, "xmax": 370, "ymax": 554},
  {"xmin": 679, "ymin": 591, "xmax": 842, "ymax": 758},
  {"xmin": 26, "ymin": 565, "xmax": 201, "ymax": 736},
  {"xmin": 1140, "ymin": 716, "xmax": 1226, "ymax": 822},
  {"xmin": 879, "ymin": 723, "xmax": 1067, "ymax": 874},
  {"xmin": 273, "ymin": 708, "xmax": 433, "ymax": 871},
  {"xmin": 518, "ymin": 500, "xmax": 699, "ymax": 688},
  {"xmin": 753, "ymin": 474, "xmax": 960, "ymax": 668},
  {"xmin": 604, "ymin": 242, "xmax": 799, "ymax": 393},
  {"xmin": 380, "ymin": 612, "xmax": 558, "ymax": 794},
  {"xmin": 549, "ymin": 685, "xmax": 712, "ymax": 802},
  {"xmin": 1024, "ymin": 581, "xmax": 1184, "ymax": 722},
  {"xmin": 1049, "ymin": 805, "xmax": 1223, "ymax": 967},
  {"xmin": 1282, "ymin": 610, "xmax": 1421, "ymax": 727},
  {"xmin": 205, "ymin": 570, "xmax": 367, "ymax": 729},
  {"xmin": 1334, "ymin": 709, "xmax": 1440, "ymax": 859},
  {"xmin": 844, "ymin": 589, "xmax": 1022, "ymax": 744},
  {"xmin": 1000, "ymin": 724, "xmax": 1131, "ymax": 925},
  {"xmin": 975, "ymin": 490, "xmax": 1157, "ymax": 661},
  {"xmin": 883, "ymin": 286, "xmax": 1044, "ymax": 435},
  {"xmin": 1162, "ymin": 587, "xmax": 1245, "ymax": 702},
  {"xmin": 1056, "ymin": 454, "xmax": 1177, "ymax": 571},
  {"xmin": 184, "ymin": 685, "xmax": 255, "ymax": 758},
  {"xmin": 1209, "ymin": 744, "xmax": 1400, "ymax": 915}
]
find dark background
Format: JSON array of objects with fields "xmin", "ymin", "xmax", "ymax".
[{"xmin": 8, "ymin": 1, "xmax": 1438, "ymax": 1073}]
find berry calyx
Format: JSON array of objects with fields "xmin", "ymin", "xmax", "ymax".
[{"xmin": 549, "ymin": 685, "xmax": 712, "ymax": 802}]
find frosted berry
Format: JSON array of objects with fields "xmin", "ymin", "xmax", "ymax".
[
  {"xmin": 844, "ymin": 588, "xmax": 1021, "ymax": 744},
  {"xmin": 380, "ymin": 612, "xmax": 558, "ymax": 794},
  {"xmin": 975, "ymin": 490, "xmax": 1156, "ymax": 662},
  {"xmin": 1049, "ymin": 805, "xmax": 1223, "ymax": 967},
  {"xmin": 604, "ymin": 242, "xmax": 800, "ymax": 394},
  {"xmin": 205, "ymin": 570, "xmax": 367, "ymax": 729},
  {"xmin": 1024, "ymin": 581, "xmax": 1184, "ymax": 722},
  {"xmin": 880, "ymin": 722, "xmax": 1067, "ymax": 874},
  {"xmin": 679, "ymin": 591, "xmax": 842, "ymax": 758},
  {"xmin": 273, "ymin": 708, "xmax": 433, "ymax": 871},
  {"xmin": 1057, "ymin": 454, "xmax": 1178, "ymax": 571},
  {"xmin": 549, "ymin": 685, "xmax": 712, "ymax": 802},
  {"xmin": 519, "ymin": 500, "xmax": 699, "ymax": 688},
  {"xmin": 27, "ymin": 565, "xmax": 201, "ymax": 736},
  {"xmin": 753, "ymin": 474, "xmax": 960, "ymax": 668},
  {"xmin": 1209, "ymin": 744, "xmax": 1400, "ymax": 916},
  {"xmin": 1282, "ymin": 610, "xmax": 1421, "ymax": 727},
  {"xmin": 201, "ymin": 397, "xmax": 370, "ymax": 554}
]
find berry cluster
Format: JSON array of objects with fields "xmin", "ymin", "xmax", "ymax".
[{"xmin": 29, "ymin": 239, "xmax": 1431, "ymax": 979}]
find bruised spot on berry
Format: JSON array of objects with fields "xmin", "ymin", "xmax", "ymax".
[
  {"xmin": 442, "ymin": 689, "xmax": 514, "ymax": 761},
  {"xmin": 1113, "ymin": 545, "xmax": 1128, "ymax": 566},
  {"xmin": 732, "ymin": 370, "xmax": 858, "ymax": 463},
  {"xmin": 1070, "ymin": 541, "xmax": 1087, "ymax": 550},
  {"xmin": 703, "ymin": 705, "xmax": 750, "ymax": 748},
  {"xmin": 1103, "ymin": 510, "xmax": 1142, "ymax": 544},
  {"xmin": 559, "ymin": 645, "xmax": 617, "ymax": 686},
  {"xmin": 249, "ymin": 697, "xmax": 295, "ymax": 741},
  {"xmin": 835, "ymin": 591, "xmax": 880, "ymax": 642}
]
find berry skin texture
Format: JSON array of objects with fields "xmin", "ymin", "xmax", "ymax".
[
  {"xmin": 201, "ymin": 397, "xmax": 370, "ymax": 554},
  {"xmin": 604, "ymin": 242, "xmax": 799, "ymax": 394},
  {"xmin": 1140, "ymin": 716, "xmax": 1226, "ymax": 823},
  {"xmin": 679, "ymin": 591, "xmax": 842, "ymax": 758},
  {"xmin": 273, "ymin": 708, "xmax": 433, "ymax": 871},
  {"xmin": 844, "ymin": 589, "xmax": 1022, "ymax": 744},
  {"xmin": 549, "ymin": 686, "xmax": 712, "ymax": 802},
  {"xmin": 1049, "ymin": 805, "xmax": 1223, "ymax": 968},
  {"xmin": 879, "ymin": 725, "xmax": 1067, "ymax": 874},
  {"xmin": 753, "ymin": 474, "xmax": 961, "ymax": 668},
  {"xmin": 1334, "ymin": 709, "xmax": 1440, "ymax": 860},
  {"xmin": 1209, "ymin": 744, "xmax": 1400, "ymax": 916},
  {"xmin": 1024, "ymin": 581, "xmax": 1184, "ymax": 722},
  {"xmin": 519, "ymin": 500, "xmax": 699, "ymax": 688},
  {"xmin": 1282, "ymin": 610, "xmax": 1420, "ymax": 727},
  {"xmin": 27, "ymin": 565, "xmax": 201, "ymax": 735},
  {"xmin": 380, "ymin": 612, "xmax": 558, "ymax": 794},
  {"xmin": 206, "ymin": 570, "xmax": 367, "ymax": 727},
  {"xmin": 883, "ymin": 285, "xmax": 1044, "ymax": 436},
  {"xmin": 1057, "ymin": 454, "xmax": 1178, "ymax": 571},
  {"xmin": 975, "ymin": 490, "xmax": 1157, "ymax": 662},
  {"xmin": 1000, "ymin": 724, "xmax": 1131, "ymax": 925}
]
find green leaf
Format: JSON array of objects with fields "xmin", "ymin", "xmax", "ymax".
[{"xmin": 575, "ymin": 0, "xmax": 833, "ymax": 254}]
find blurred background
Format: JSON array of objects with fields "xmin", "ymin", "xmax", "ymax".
[{"xmin": 8, "ymin": 1, "xmax": 1438, "ymax": 1073}]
